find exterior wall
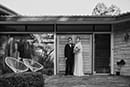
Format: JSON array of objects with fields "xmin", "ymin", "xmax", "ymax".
[
  {"xmin": 56, "ymin": 34, "xmax": 92, "ymax": 74},
  {"xmin": 113, "ymin": 21, "xmax": 130, "ymax": 75}
]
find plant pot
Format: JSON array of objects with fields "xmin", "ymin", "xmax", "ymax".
[{"xmin": 116, "ymin": 71, "xmax": 120, "ymax": 76}]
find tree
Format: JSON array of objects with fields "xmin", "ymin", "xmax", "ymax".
[
  {"xmin": 106, "ymin": 4, "xmax": 121, "ymax": 15},
  {"xmin": 92, "ymin": 3, "xmax": 121, "ymax": 16},
  {"xmin": 92, "ymin": 3, "xmax": 107, "ymax": 16}
]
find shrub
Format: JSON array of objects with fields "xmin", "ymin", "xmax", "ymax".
[{"xmin": 0, "ymin": 72, "xmax": 44, "ymax": 87}]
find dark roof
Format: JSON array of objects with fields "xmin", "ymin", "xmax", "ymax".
[
  {"xmin": 0, "ymin": 4, "xmax": 18, "ymax": 16},
  {"xmin": 0, "ymin": 12, "xmax": 130, "ymax": 24}
]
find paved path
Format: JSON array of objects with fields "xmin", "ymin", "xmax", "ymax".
[{"xmin": 44, "ymin": 75, "xmax": 130, "ymax": 87}]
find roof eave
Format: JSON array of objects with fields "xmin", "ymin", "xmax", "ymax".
[{"xmin": 0, "ymin": 4, "xmax": 18, "ymax": 15}]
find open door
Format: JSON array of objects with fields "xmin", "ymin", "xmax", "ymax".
[{"xmin": 94, "ymin": 34, "xmax": 111, "ymax": 73}]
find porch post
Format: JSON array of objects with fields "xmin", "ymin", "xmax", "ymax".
[
  {"xmin": 92, "ymin": 32, "xmax": 95, "ymax": 74},
  {"xmin": 111, "ymin": 24, "xmax": 114, "ymax": 75},
  {"xmin": 54, "ymin": 24, "xmax": 57, "ymax": 75}
]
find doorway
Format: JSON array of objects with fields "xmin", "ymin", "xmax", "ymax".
[{"xmin": 94, "ymin": 34, "xmax": 111, "ymax": 73}]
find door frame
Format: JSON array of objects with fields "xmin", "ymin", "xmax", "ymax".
[{"xmin": 92, "ymin": 32, "xmax": 113, "ymax": 75}]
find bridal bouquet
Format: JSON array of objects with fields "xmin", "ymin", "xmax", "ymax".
[{"xmin": 74, "ymin": 47, "xmax": 80, "ymax": 54}]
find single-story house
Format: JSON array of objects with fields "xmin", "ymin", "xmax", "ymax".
[
  {"xmin": 0, "ymin": 9, "xmax": 130, "ymax": 75},
  {"xmin": 0, "ymin": 4, "xmax": 18, "ymax": 16}
]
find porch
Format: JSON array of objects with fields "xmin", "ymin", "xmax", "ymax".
[
  {"xmin": 0, "ymin": 72, "xmax": 130, "ymax": 87},
  {"xmin": 45, "ymin": 75, "xmax": 130, "ymax": 87}
]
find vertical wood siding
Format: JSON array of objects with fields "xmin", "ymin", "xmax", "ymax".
[
  {"xmin": 56, "ymin": 34, "xmax": 92, "ymax": 74},
  {"xmin": 113, "ymin": 21, "xmax": 130, "ymax": 76}
]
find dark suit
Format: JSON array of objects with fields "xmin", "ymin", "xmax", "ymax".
[{"xmin": 64, "ymin": 43, "xmax": 74, "ymax": 75}]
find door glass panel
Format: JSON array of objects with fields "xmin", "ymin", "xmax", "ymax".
[{"xmin": 95, "ymin": 34, "xmax": 110, "ymax": 73}]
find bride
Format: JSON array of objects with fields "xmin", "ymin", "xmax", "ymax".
[{"xmin": 73, "ymin": 36, "xmax": 84, "ymax": 76}]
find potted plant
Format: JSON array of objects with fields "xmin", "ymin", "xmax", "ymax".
[{"xmin": 116, "ymin": 59, "xmax": 126, "ymax": 76}]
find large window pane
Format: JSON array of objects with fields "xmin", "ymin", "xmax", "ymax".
[
  {"xmin": 57, "ymin": 24, "xmax": 93, "ymax": 32},
  {"xmin": 27, "ymin": 24, "xmax": 54, "ymax": 32},
  {"xmin": 0, "ymin": 25, "xmax": 25, "ymax": 32},
  {"xmin": 95, "ymin": 24, "xmax": 111, "ymax": 32},
  {"xmin": 0, "ymin": 33, "xmax": 54, "ymax": 75}
]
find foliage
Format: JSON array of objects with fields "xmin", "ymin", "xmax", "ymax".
[
  {"xmin": 0, "ymin": 34, "xmax": 54, "ymax": 75},
  {"xmin": 92, "ymin": 3, "xmax": 107, "ymax": 16},
  {"xmin": 0, "ymin": 72, "xmax": 44, "ymax": 87},
  {"xmin": 116, "ymin": 59, "xmax": 126, "ymax": 74},
  {"xmin": 31, "ymin": 34, "xmax": 54, "ymax": 75},
  {"xmin": 92, "ymin": 3, "xmax": 121, "ymax": 16},
  {"xmin": 117, "ymin": 59, "xmax": 126, "ymax": 67},
  {"xmin": 106, "ymin": 4, "xmax": 121, "ymax": 15}
]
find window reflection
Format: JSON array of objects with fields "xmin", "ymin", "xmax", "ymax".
[{"xmin": 0, "ymin": 33, "xmax": 54, "ymax": 75}]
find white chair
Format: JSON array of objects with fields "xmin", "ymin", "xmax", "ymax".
[
  {"xmin": 5, "ymin": 57, "xmax": 28, "ymax": 73},
  {"xmin": 23, "ymin": 59, "xmax": 43, "ymax": 72}
]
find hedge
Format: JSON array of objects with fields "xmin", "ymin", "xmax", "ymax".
[{"xmin": 0, "ymin": 72, "xmax": 44, "ymax": 87}]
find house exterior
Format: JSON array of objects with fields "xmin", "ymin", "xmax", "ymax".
[
  {"xmin": 0, "ymin": 12, "xmax": 130, "ymax": 76},
  {"xmin": 0, "ymin": 4, "xmax": 18, "ymax": 16},
  {"xmin": 0, "ymin": 4, "xmax": 19, "ymax": 74}
]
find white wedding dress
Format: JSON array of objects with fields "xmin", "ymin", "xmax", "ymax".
[{"xmin": 74, "ymin": 42, "xmax": 84, "ymax": 76}]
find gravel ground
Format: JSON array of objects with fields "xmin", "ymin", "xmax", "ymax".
[{"xmin": 44, "ymin": 75, "xmax": 130, "ymax": 87}]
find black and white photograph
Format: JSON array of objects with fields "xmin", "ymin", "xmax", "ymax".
[{"xmin": 0, "ymin": 0, "xmax": 130, "ymax": 87}]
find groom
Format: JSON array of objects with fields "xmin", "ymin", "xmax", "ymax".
[{"xmin": 64, "ymin": 37, "xmax": 74, "ymax": 75}]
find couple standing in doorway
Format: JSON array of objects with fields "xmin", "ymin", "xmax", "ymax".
[{"xmin": 64, "ymin": 36, "xmax": 84, "ymax": 76}]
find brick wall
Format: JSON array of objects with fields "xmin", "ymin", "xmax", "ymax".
[{"xmin": 113, "ymin": 21, "xmax": 130, "ymax": 76}]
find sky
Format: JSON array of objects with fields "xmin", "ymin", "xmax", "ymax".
[{"xmin": 0, "ymin": 0, "xmax": 130, "ymax": 16}]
